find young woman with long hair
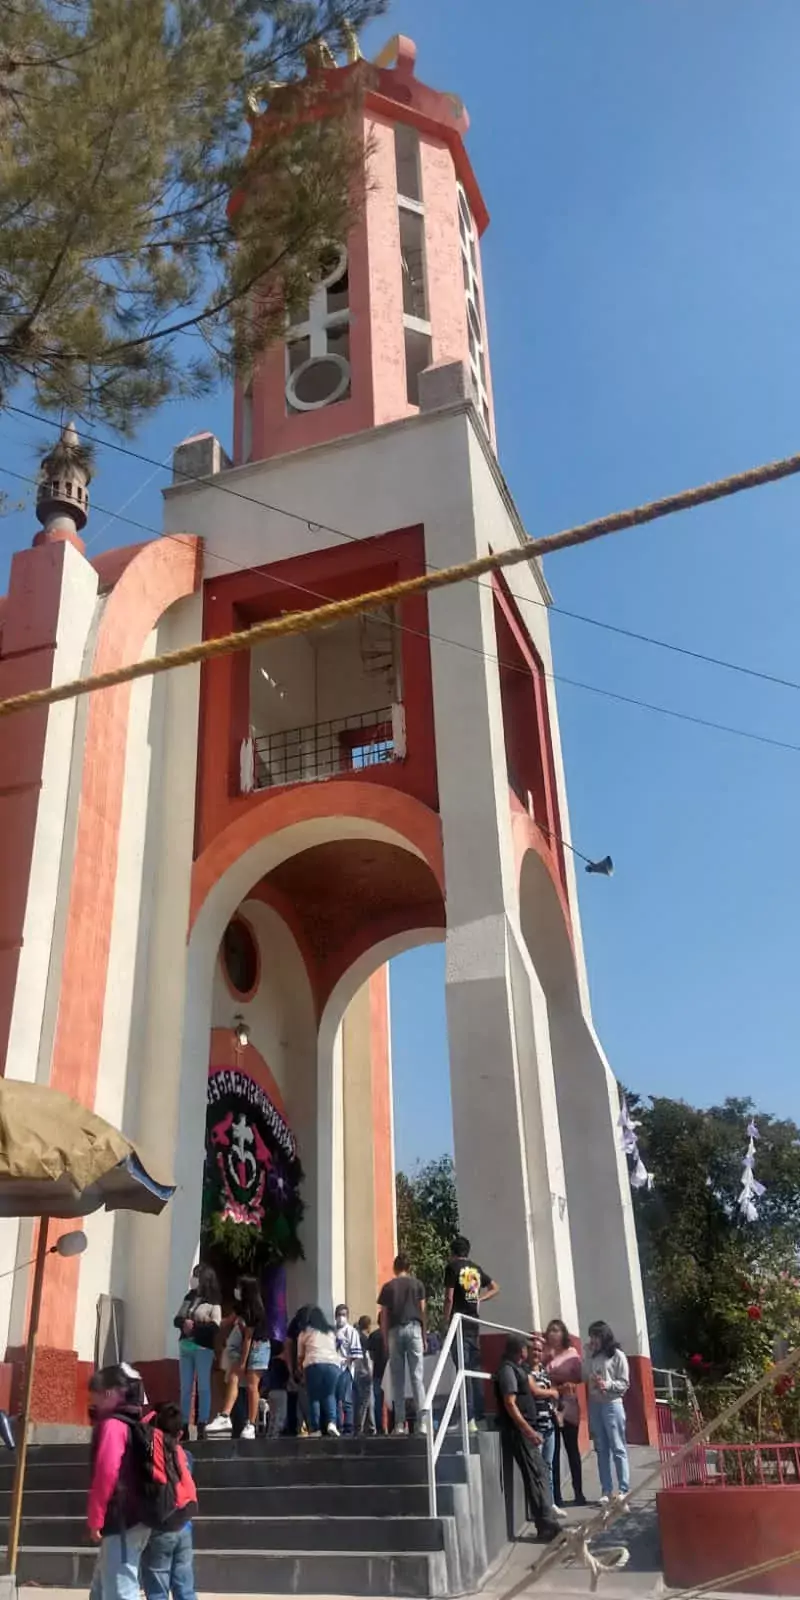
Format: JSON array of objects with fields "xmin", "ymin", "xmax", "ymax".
[
  {"xmin": 544, "ymin": 1317, "xmax": 586, "ymax": 1506},
  {"xmin": 584, "ymin": 1320, "xmax": 630, "ymax": 1503},
  {"xmin": 206, "ymin": 1275, "xmax": 270, "ymax": 1440}
]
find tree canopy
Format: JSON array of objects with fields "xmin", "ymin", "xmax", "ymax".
[
  {"xmin": 395, "ymin": 1155, "xmax": 459, "ymax": 1326},
  {"xmin": 0, "ymin": 0, "xmax": 386, "ymax": 431},
  {"xmin": 627, "ymin": 1091, "xmax": 800, "ymax": 1381}
]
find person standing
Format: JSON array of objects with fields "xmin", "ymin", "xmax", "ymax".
[
  {"xmin": 443, "ymin": 1235, "xmax": 498, "ymax": 1430},
  {"xmin": 584, "ymin": 1320, "xmax": 630, "ymax": 1503},
  {"xmin": 355, "ymin": 1316, "xmax": 377, "ymax": 1436},
  {"xmin": 140, "ymin": 1403, "xmax": 199, "ymax": 1600},
  {"xmin": 334, "ymin": 1304, "xmax": 362, "ymax": 1437},
  {"xmin": 86, "ymin": 1364, "xmax": 153, "ymax": 1600},
  {"xmin": 545, "ymin": 1318, "xmax": 586, "ymax": 1507},
  {"xmin": 526, "ymin": 1333, "xmax": 565, "ymax": 1517},
  {"xmin": 366, "ymin": 1318, "xmax": 389, "ymax": 1434},
  {"xmin": 494, "ymin": 1337, "xmax": 560, "ymax": 1543},
  {"xmin": 206, "ymin": 1276, "xmax": 270, "ymax": 1440},
  {"xmin": 377, "ymin": 1252, "xmax": 427, "ymax": 1437},
  {"xmin": 298, "ymin": 1306, "xmax": 341, "ymax": 1437},
  {"xmin": 173, "ymin": 1265, "xmax": 221, "ymax": 1438}
]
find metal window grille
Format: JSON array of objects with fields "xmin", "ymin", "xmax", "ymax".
[{"xmin": 253, "ymin": 706, "xmax": 396, "ymax": 790}]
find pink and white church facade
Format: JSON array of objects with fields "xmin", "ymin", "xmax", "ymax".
[{"xmin": 0, "ymin": 35, "xmax": 655, "ymax": 1436}]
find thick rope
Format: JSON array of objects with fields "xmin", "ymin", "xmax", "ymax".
[
  {"xmin": 676, "ymin": 1545, "xmax": 800, "ymax": 1599},
  {"xmin": 2, "ymin": 447, "xmax": 800, "ymax": 721},
  {"xmin": 498, "ymin": 1343, "xmax": 800, "ymax": 1600}
]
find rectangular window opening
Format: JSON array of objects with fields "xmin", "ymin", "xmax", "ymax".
[
  {"xmin": 404, "ymin": 326, "xmax": 432, "ymax": 407},
  {"xmin": 400, "ymin": 208, "xmax": 428, "ymax": 321},
  {"xmin": 394, "ymin": 123, "xmax": 422, "ymax": 201}
]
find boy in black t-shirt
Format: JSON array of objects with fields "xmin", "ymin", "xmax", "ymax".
[{"xmin": 443, "ymin": 1235, "xmax": 499, "ymax": 1428}]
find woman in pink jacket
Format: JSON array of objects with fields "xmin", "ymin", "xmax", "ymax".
[
  {"xmin": 86, "ymin": 1364, "xmax": 151, "ymax": 1600},
  {"xmin": 545, "ymin": 1318, "xmax": 586, "ymax": 1507}
]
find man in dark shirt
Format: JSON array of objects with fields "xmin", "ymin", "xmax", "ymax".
[
  {"xmin": 495, "ymin": 1335, "xmax": 559, "ymax": 1541},
  {"xmin": 443, "ymin": 1235, "xmax": 498, "ymax": 1428},
  {"xmin": 377, "ymin": 1252, "xmax": 427, "ymax": 1436}
]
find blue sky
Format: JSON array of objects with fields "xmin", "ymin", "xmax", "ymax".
[{"xmin": 3, "ymin": 2, "xmax": 800, "ymax": 1172}]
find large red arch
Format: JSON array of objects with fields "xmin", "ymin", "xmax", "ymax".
[{"xmin": 190, "ymin": 780, "xmax": 445, "ymax": 932}]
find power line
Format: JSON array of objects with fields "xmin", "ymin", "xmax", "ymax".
[
  {"xmin": 1, "ymin": 461, "xmax": 800, "ymax": 756},
  {"xmin": 10, "ymin": 402, "xmax": 800, "ymax": 700}
]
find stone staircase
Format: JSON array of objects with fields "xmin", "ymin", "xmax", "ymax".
[{"xmin": 0, "ymin": 1433, "xmax": 504, "ymax": 1595}]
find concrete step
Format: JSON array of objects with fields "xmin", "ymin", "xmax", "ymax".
[
  {"xmin": 1, "ymin": 1482, "xmax": 433, "ymax": 1519},
  {"xmin": 8, "ymin": 1546, "xmax": 447, "ymax": 1596},
  {"xmin": 0, "ymin": 1451, "xmax": 438, "ymax": 1491},
  {"xmin": 15, "ymin": 1515, "xmax": 445, "ymax": 1554},
  {"xmin": 0, "ymin": 1436, "xmax": 430, "ymax": 1471}
]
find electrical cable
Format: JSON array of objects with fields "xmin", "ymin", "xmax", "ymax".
[
  {"xmin": 2, "ymin": 459, "xmax": 800, "ymax": 753},
  {"xmin": 10, "ymin": 402, "xmax": 800, "ymax": 699}
]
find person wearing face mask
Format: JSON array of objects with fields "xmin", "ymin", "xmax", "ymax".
[
  {"xmin": 206, "ymin": 1277, "xmax": 270, "ymax": 1439},
  {"xmin": 173, "ymin": 1265, "xmax": 221, "ymax": 1439},
  {"xmin": 334, "ymin": 1304, "xmax": 362, "ymax": 1438}
]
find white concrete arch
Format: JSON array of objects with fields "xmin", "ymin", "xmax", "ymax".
[{"xmin": 316, "ymin": 926, "xmax": 445, "ymax": 1311}]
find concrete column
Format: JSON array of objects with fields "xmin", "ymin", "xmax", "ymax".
[
  {"xmin": 548, "ymin": 1002, "xmax": 655, "ymax": 1442},
  {"xmin": 316, "ymin": 1020, "xmax": 345, "ymax": 1314},
  {"xmin": 342, "ymin": 967, "xmax": 396, "ymax": 1317},
  {"xmin": 0, "ymin": 540, "xmax": 97, "ymax": 1397},
  {"xmin": 447, "ymin": 912, "xmax": 571, "ymax": 1333},
  {"xmin": 506, "ymin": 927, "xmax": 578, "ymax": 1330}
]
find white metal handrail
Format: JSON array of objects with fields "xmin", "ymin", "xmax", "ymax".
[{"xmin": 420, "ymin": 1312, "xmax": 535, "ymax": 1517}]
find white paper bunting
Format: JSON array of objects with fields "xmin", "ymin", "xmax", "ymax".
[
  {"xmin": 618, "ymin": 1098, "xmax": 653, "ymax": 1192},
  {"xmin": 738, "ymin": 1118, "xmax": 764, "ymax": 1223}
]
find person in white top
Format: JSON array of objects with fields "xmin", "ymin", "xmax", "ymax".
[
  {"xmin": 583, "ymin": 1320, "xmax": 630, "ymax": 1502},
  {"xmin": 297, "ymin": 1307, "xmax": 341, "ymax": 1437}
]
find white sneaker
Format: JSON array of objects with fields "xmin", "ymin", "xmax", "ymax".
[
  {"xmin": 552, "ymin": 1505, "xmax": 568, "ymax": 1520},
  {"xmin": 205, "ymin": 1413, "xmax": 232, "ymax": 1436},
  {"xmin": 393, "ymin": 1423, "xmax": 408, "ymax": 1436},
  {"xmin": 468, "ymin": 1419, "xmax": 479, "ymax": 1435},
  {"xmin": 599, "ymin": 1494, "xmax": 610, "ymax": 1505},
  {"xmin": 240, "ymin": 1422, "xmax": 256, "ymax": 1440},
  {"xmin": 326, "ymin": 1423, "xmax": 340, "ymax": 1438},
  {"xmin": 307, "ymin": 1430, "xmax": 322, "ymax": 1438}
]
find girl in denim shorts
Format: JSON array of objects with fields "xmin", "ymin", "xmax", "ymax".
[{"xmin": 206, "ymin": 1276, "xmax": 270, "ymax": 1440}]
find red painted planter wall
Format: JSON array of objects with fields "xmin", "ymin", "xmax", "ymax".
[{"xmin": 658, "ymin": 1486, "xmax": 800, "ymax": 1594}]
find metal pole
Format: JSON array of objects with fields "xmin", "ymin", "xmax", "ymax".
[
  {"xmin": 7, "ymin": 1215, "xmax": 49, "ymax": 1577},
  {"xmin": 456, "ymin": 1317, "xmax": 469, "ymax": 1459}
]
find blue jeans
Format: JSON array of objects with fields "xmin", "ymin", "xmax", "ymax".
[
  {"xmin": 539, "ymin": 1426, "xmax": 556, "ymax": 1497},
  {"xmin": 142, "ymin": 1525, "xmax": 196, "ymax": 1600},
  {"xmin": 450, "ymin": 1332, "xmax": 484, "ymax": 1422},
  {"xmin": 95, "ymin": 1524, "xmax": 151, "ymax": 1600},
  {"xmin": 179, "ymin": 1344, "xmax": 215, "ymax": 1426},
  {"xmin": 589, "ymin": 1398, "xmax": 630, "ymax": 1495},
  {"xmin": 306, "ymin": 1362, "xmax": 340, "ymax": 1433},
  {"xmin": 388, "ymin": 1321, "xmax": 425, "ymax": 1427},
  {"xmin": 336, "ymin": 1368, "xmax": 355, "ymax": 1435}
]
